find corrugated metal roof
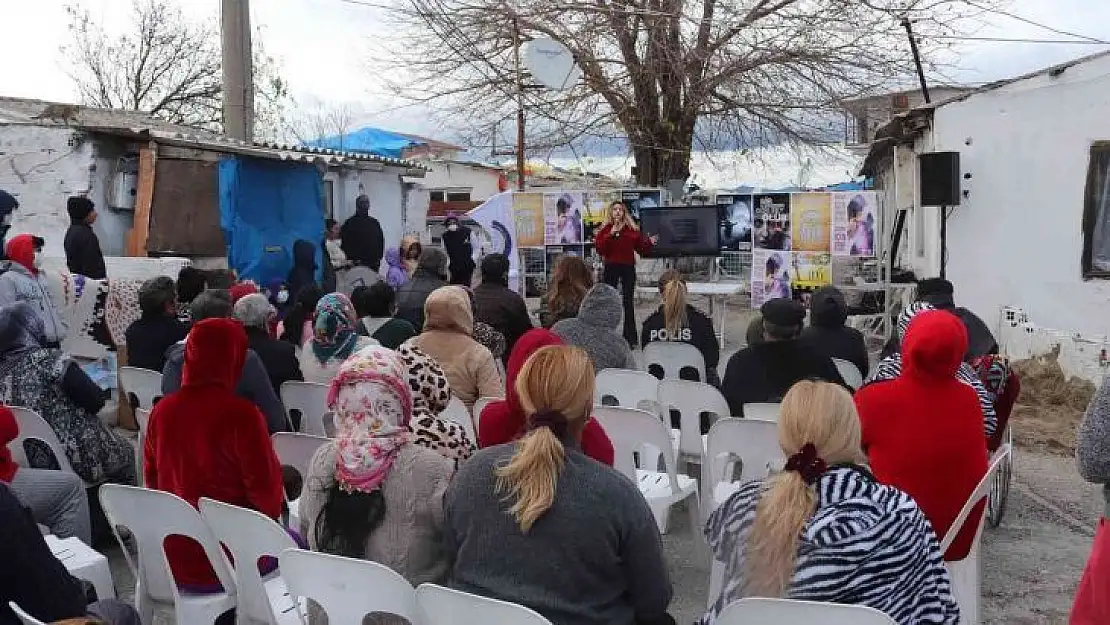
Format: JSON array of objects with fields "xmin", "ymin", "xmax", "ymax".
[{"xmin": 0, "ymin": 95, "xmax": 427, "ymax": 171}]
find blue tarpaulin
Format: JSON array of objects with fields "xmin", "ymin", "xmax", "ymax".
[
  {"xmin": 305, "ymin": 126, "xmax": 418, "ymax": 159},
  {"xmin": 219, "ymin": 157, "xmax": 324, "ymax": 287}
]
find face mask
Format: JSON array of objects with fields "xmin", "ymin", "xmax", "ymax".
[
  {"xmin": 33, "ymin": 251, "xmax": 42, "ymax": 269},
  {"xmin": 277, "ymin": 289, "xmax": 290, "ymax": 304},
  {"xmin": 447, "ymin": 224, "xmax": 459, "ymax": 232}
]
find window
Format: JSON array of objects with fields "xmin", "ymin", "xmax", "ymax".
[
  {"xmin": 322, "ymin": 180, "xmax": 335, "ymax": 219},
  {"xmin": 1082, "ymin": 143, "xmax": 1110, "ymax": 278},
  {"xmin": 429, "ymin": 190, "xmax": 445, "ymax": 202},
  {"xmin": 446, "ymin": 190, "xmax": 472, "ymax": 202}
]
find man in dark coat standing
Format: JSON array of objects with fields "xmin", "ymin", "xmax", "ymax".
[
  {"xmin": 442, "ymin": 212, "xmax": 475, "ymax": 286},
  {"xmin": 722, "ymin": 298, "xmax": 845, "ymax": 416},
  {"xmin": 340, "ymin": 194, "xmax": 385, "ymax": 272},
  {"xmin": 0, "ymin": 190, "xmax": 17, "ymax": 260},
  {"xmin": 63, "ymin": 196, "xmax": 106, "ymax": 279}
]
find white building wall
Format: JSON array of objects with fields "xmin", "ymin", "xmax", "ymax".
[
  {"xmin": 413, "ymin": 161, "xmax": 502, "ymax": 201},
  {"xmin": 331, "ymin": 166, "xmax": 409, "ymax": 254},
  {"xmin": 0, "ymin": 126, "xmax": 134, "ymax": 261}
]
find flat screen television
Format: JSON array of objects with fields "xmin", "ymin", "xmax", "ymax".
[{"xmin": 638, "ymin": 205, "xmax": 721, "ymax": 257}]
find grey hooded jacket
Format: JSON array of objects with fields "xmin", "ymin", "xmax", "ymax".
[{"xmin": 552, "ymin": 283, "xmax": 635, "ymax": 372}]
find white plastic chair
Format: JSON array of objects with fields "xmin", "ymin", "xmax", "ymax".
[
  {"xmin": 271, "ymin": 432, "xmax": 329, "ymax": 530},
  {"xmin": 135, "ymin": 408, "xmax": 152, "ymax": 486},
  {"xmin": 416, "ymin": 583, "xmax": 554, "ymax": 625},
  {"xmin": 7, "ymin": 602, "xmax": 46, "ymax": 625},
  {"xmin": 716, "ymin": 597, "xmax": 898, "ymax": 624},
  {"xmin": 642, "ymin": 342, "xmax": 707, "ymax": 382},
  {"xmin": 832, "ymin": 358, "xmax": 864, "ymax": 390},
  {"xmin": 657, "ymin": 379, "xmax": 729, "ymax": 469},
  {"xmin": 119, "ymin": 366, "xmax": 164, "ymax": 411},
  {"xmin": 592, "ymin": 406, "xmax": 702, "ymax": 547},
  {"xmin": 595, "ymin": 369, "xmax": 660, "ymax": 413},
  {"xmin": 939, "ymin": 445, "xmax": 1012, "ymax": 625},
  {"xmin": 45, "ymin": 534, "xmax": 116, "ymax": 600},
  {"xmin": 98, "ymin": 484, "xmax": 236, "ymax": 625},
  {"xmin": 443, "ymin": 396, "xmax": 477, "ymax": 444},
  {"xmin": 279, "ymin": 548, "xmax": 420, "ymax": 624},
  {"xmin": 701, "ymin": 418, "xmax": 784, "ymax": 516},
  {"xmin": 280, "ymin": 382, "xmax": 329, "ymax": 436},
  {"xmin": 198, "ymin": 499, "xmax": 303, "ymax": 625},
  {"xmin": 6, "ymin": 407, "xmax": 87, "ymax": 485},
  {"xmin": 742, "ymin": 402, "xmax": 782, "ymax": 422},
  {"xmin": 472, "ymin": 396, "xmax": 504, "ymax": 437}
]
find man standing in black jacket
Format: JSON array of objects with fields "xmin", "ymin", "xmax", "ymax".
[
  {"xmin": 442, "ymin": 212, "xmax": 475, "ymax": 286},
  {"xmin": 0, "ymin": 190, "xmax": 17, "ymax": 260},
  {"xmin": 340, "ymin": 194, "xmax": 385, "ymax": 272},
  {"xmin": 63, "ymin": 196, "xmax": 107, "ymax": 279}
]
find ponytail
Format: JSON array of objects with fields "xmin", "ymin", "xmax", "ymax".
[
  {"xmin": 662, "ymin": 278, "xmax": 688, "ymax": 338},
  {"xmin": 746, "ymin": 471, "xmax": 817, "ymax": 596},
  {"xmin": 495, "ymin": 427, "xmax": 566, "ymax": 532}
]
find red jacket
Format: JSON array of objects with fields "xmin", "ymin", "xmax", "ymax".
[
  {"xmin": 0, "ymin": 405, "xmax": 18, "ymax": 483},
  {"xmin": 594, "ymin": 223, "xmax": 653, "ymax": 266},
  {"xmin": 479, "ymin": 329, "xmax": 615, "ymax": 466},
  {"xmin": 855, "ymin": 310, "xmax": 989, "ymax": 561},
  {"xmin": 144, "ymin": 319, "xmax": 284, "ymax": 588}
]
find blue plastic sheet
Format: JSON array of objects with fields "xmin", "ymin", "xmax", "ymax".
[
  {"xmin": 304, "ymin": 126, "xmax": 417, "ymax": 159},
  {"xmin": 219, "ymin": 157, "xmax": 324, "ymax": 287}
]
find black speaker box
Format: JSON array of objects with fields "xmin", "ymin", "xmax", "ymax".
[{"xmin": 919, "ymin": 151, "xmax": 961, "ymax": 206}]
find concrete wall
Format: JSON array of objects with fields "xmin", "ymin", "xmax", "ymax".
[
  {"xmin": 0, "ymin": 126, "xmax": 135, "ymax": 261},
  {"xmin": 330, "ymin": 166, "xmax": 411, "ymax": 257},
  {"xmin": 415, "ymin": 161, "xmax": 503, "ymax": 201}
]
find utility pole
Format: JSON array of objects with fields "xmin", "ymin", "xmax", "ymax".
[
  {"xmin": 511, "ymin": 13, "xmax": 527, "ymax": 191},
  {"xmin": 221, "ymin": 0, "xmax": 254, "ymax": 140},
  {"xmin": 901, "ymin": 17, "xmax": 931, "ymax": 104}
]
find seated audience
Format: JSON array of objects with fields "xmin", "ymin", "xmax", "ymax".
[
  {"xmin": 396, "ymin": 248, "xmax": 449, "ymax": 330},
  {"xmin": 299, "ymin": 293, "xmax": 376, "ymax": 385},
  {"xmin": 384, "ymin": 247, "xmax": 408, "ymax": 289},
  {"xmin": 407, "ymin": 286, "xmax": 501, "ymax": 409},
  {"xmin": 538, "ymin": 254, "xmax": 593, "ymax": 329},
  {"xmin": 204, "ymin": 269, "xmax": 238, "ymax": 290},
  {"xmin": 0, "ymin": 302, "xmax": 134, "ymax": 485},
  {"xmin": 145, "ymin": 318, "xmax": 286, "ymax": 592},
  {"xmin": 0, "ymin": 482, "xmax": 140, "ymax": 625},
  {"xmin": 446, "ymin": 345, "xmax": 673, "ymax": 625},
  {"xmin": 397, "ymin": 344, "xmax": 475, "ymax": 463},
  {"xmin": 176, "ymin": 266, "xmax": 207, "ymax": 323},
  {"xmin": 721, "ymin": 298, "xmax": 844, "ymax": 416},
  {"xmin": 472, "ymin": 253, "xmax": 532, "ymax": 355},
  {"xmin": 401, "ymin": 236, "xmax": 422, "ymax": 275},
  {"xmin": 351, "ymin": 282, "xmax": 417, "ymax": 349},
  {"xmin": 868, "ymin": 302, "xmax": 997, "ymax": 438},
  {"xmin": 0, "ymin": 404, "xmax": 90, "ymax": 542},
  {"xmin": 234, "ymin": 293, "xmax": 302, "ymax": 395},
  {"xmin": 473, "ymin": 319, "xmax": 507, "ymax": 362},
  {"xmin": 0, "ymin": 234, "xmax": 66, "ymax": 346},
  {"xmin": 228, "ymin": 280, "xmax": 259, "ymax": 304},
  {"xmin": 744, "ymin": 314, "xmax": 764, "ymax": 347},
  {"xmin": 855, "ymin": 310, "xmax": 989, "ymax": 562},
  {"xmin": 969, "ymin": 353, "xmax": 1019, "ymax": 451},
  {"xmin": 552, "ymin": 283, "xmax": 635, "ymax": 371},
  {"xmin": 641, "ymin": 270, "xmax": 720, "ymax": 384},
  {"xmin": 479, "ymin": 329, "xmax": 614, "ymax": 466},
  {"xmin": 279, "ymin": 285, "xmax": 324, "ymax": 348},
  {"xmin": 125, "ymin": 276, "xmax": 188, "ymax": 372},
  {"xmin": 300, "ymin": 347, "xmax": 453, "ymax": 586},
  {"xmin": 701, "ymin": 380, "xmax": 959, "ymax": 625},
  {"xmin": 800, "ymin": 285, "xmax": 869, "ymax": 379},
  {"xmin": 1075, "ymin": 363, "xmax": 1110, "ymax": 622},
  {"xmin": 162, "ymin": 290, "xmax": 288, "ymax": 433},
  {"xmin": 879, "ymin": 277, "xmax": 998, "ymax": 360}
]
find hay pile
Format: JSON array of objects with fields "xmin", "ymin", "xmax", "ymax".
[{"xmin": 1009, "ymin": 347, "xmax": 1096, "ymax": 455}]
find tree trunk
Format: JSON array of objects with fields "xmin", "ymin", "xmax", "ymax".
[{"xmin": 631, "ymin": 134, "xmax": 693, "ymax": 189}]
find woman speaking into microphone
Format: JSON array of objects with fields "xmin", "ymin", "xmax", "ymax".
[{"xmin": 594, "ymin": 201, "xmax": 657, "ymax": 347}]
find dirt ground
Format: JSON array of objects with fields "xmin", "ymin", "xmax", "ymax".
[{"xmin": 1009, "ymin": 350, "xmax": 1095, "ymax": 456}]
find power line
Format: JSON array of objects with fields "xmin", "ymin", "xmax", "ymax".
[{"xmin": 962, "ymin": 0, "xmax": 1110, "ymax": 45}]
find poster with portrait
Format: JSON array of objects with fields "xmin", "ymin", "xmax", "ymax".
[
  {"xmin": 716, "ymin": 193, "xmax": 753, "ymax": 251},
  {"xmin": 832, "ymin": 191, "xmax": 878, "ymax": 256},
  {"xmin": 618, "ymin": 189, "xmax": 663, "ymax": 221},
  {"xmin": 544, "ymin": 191, "xmax": 586, "ymax": 245},
  {"xmin": 512, "ymin": 192, "xmax": 545, "ymax": 248},
  {"xmin": 787, "ymin": 252, "xmax": 833, "ymax": 307},
  {"xmin": 583, "ymin": 191, "xmax": 613, "ymax": 243},
  {"xmin": 790, "ymin": 193, "xmax": 832, "ymax": 252},
  {"xmin": 751, "ymin": 249, "xmax": 793, "ymax": 308},
  {"xmin": 752, "ymin": 193, "xmax": 792, "ymax": 251}
]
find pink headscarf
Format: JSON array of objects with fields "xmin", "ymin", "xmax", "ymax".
[{"xmin": 327, "ymin": 346, "xmax": 413, "ymax": 493}]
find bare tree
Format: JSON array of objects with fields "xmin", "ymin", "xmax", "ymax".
[
  {"xmin": 286, "ymin": 100, "xmax": 360, "ymax": 147},
  {"xmin": 379, "ymin": 0, "xmax": 1003, "ymax": 186},
  {"xmin": 63, "ymin": 0, "xmax": 291, "ymax": 140}
]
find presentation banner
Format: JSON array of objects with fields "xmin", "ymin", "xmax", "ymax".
[
  {"xmin": 716, "ymin": 193, "xmax": 753, "ymax": 252},
  {"xmin": 751, "ymin": 249, "xmax": 793, "ymax": 308},
  {"xmin": 512, "ymin": 192, "xmax": 545, "ymax": 248},
  {"xmin": 753, "ymin": 193, "xmax": 792, "ymax": 251},
  {"xmin": 790, "ymin": 193, "xmax": 832, "ymax": 252},
  {"xmin": 544, "ymin": 191, "xmax": 586, "ymax": 245},
  {"xmin": 467, "ymin": 192, "xmax": 521, "ymax": 292},
  {"xmin": 832, "ymin": 191, "xmax": 878, "ymax": 257}
]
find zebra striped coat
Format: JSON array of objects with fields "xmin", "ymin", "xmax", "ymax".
[{"xmin": 700, "ymin": 465, "xmax": 960, "ymax": 625}]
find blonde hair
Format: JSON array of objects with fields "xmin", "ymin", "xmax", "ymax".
[
  {"xmin": 746, "ymin": 380, "xmax": 866, "ymax": 596},
  {"xmin": 609, "ymin": 201, "xmax": 639, "ymax": 231},
  {"xmin": 496, "ymin": 345, "xmax": 595, "ymax": 532},
  {"xmin": 658, "ymin": 269, "xmax": 688, "ymax": 338}
]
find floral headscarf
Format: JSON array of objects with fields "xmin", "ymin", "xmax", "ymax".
[
  {"xmin": 311, "ymin": 293, "xmax": 359, "ymax": 365},
  {"xmin": 328, "ymin": 346, "xmax": 413, "ymax": 493}
]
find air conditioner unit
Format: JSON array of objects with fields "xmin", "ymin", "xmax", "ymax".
[{"xmin": 108, "ymin": 156, "xmax": 138, "ymax": 211}]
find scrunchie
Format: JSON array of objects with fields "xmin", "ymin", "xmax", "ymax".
[
  {"xmin": 784, "ymin": 443, "xmax": 828, "ymax": 485},
  {"xmin": 528, "ymin": 409, "xmax": 569, "ymax": 439}
]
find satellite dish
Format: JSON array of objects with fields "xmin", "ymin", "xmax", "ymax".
[{"xmin": 523, "ymin": 38, "xmax": 583, "ymax": 90}]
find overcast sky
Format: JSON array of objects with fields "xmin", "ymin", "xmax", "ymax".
[{"xmin": 1, "ymin": 0, "xmax": 1108, "ymax": 141}]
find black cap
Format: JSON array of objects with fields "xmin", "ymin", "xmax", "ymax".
[
  {"xmin": 917, "ymin": 277, "xmax": 955, "ymax": 308},
  {"xmin": 761, "ymin": 297, "xmax": 806, "ymax": 327}
]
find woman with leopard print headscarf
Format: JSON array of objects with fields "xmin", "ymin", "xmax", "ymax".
[{"xmin": 397, "ymin": 343, "xmax": 475, "ymax": 464}]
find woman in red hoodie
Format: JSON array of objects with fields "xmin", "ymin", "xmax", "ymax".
[
  {"xmin": 854, "ymin": 309, "xmax": 989, "ymax": 561},
  {"xmin": 478, "ymin": 328, "xmax": 614, "ymax": 466},
  {"xmin": 144, "ymin": 318, "xmax": 285, "ymax": 591},
  {"xmin": 594, "ymin": 201, "xmax": 656, "ymax": 347}
]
